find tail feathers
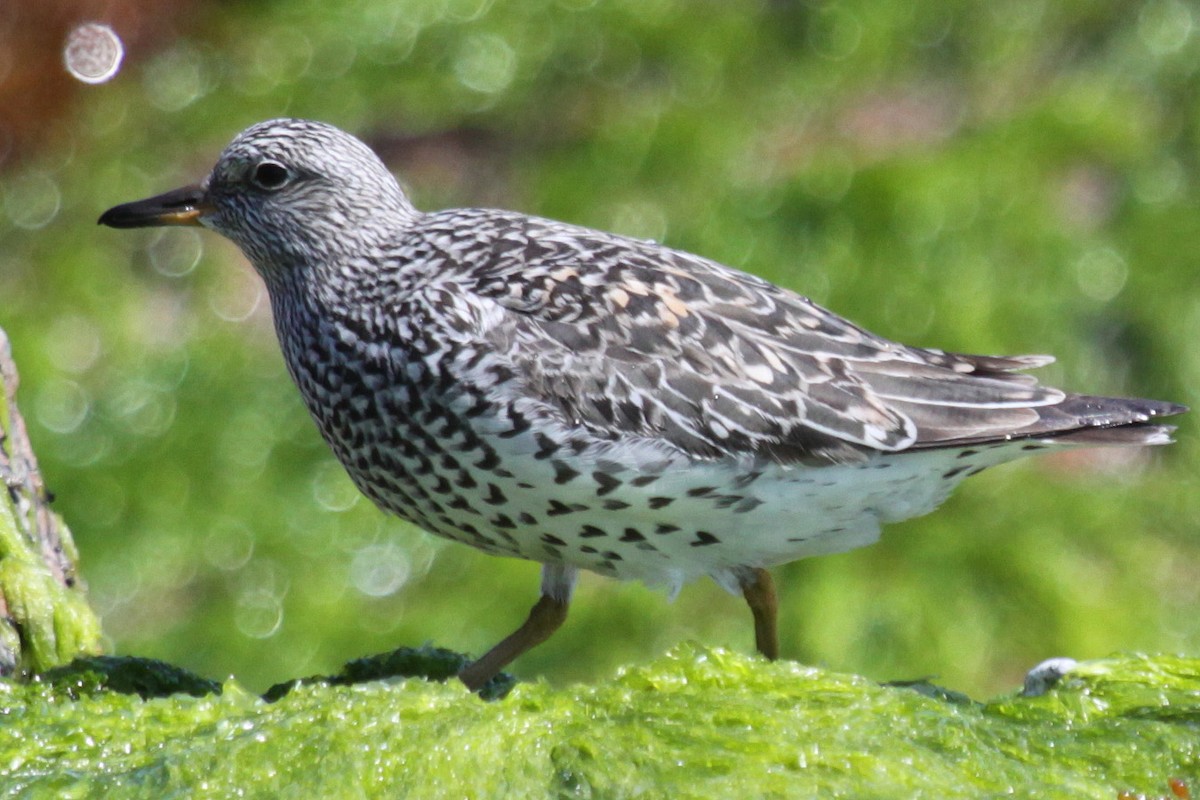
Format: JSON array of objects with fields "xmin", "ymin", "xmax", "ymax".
[
  {"xmin": 1023, "ymin": 394, "xmax": 1184, "ymax": 437},
  {"xmin": 911, "ymin": 394, "xmax": 1186, "ymax": 450},
  {"xmin": 1047, "ymin": 423, "xmax": 1177, "ymax": 448}
]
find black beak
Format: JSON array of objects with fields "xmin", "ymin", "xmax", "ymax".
[{"xmin": 98, "ymin": 184, "xmax": 212, "ymax": 228}]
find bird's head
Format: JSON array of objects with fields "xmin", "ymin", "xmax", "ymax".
[{"xmin": 99, "ymin": 118, "xmax": 416, "ymax": 274}]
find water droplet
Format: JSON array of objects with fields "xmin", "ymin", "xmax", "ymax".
[
  {"xmin": 35, "ymin": 378, "xmax": 90, "ymax": 434},
  {"xmin": 809, "ymin": 5, "xmax": 862, "ymax": 61},
  {"xmin": 207, "ymin": 269, "xmax": 264, "ymax": 322},
  {"xmin": 455, "ymin": 33, "xmax": 516, "ymax": 94},
  {"xmin": 148, "ymin": 228, "xmax": 204, "ymax": 277},
  {"xmin": 144, "ymin": 45, "xmax": 212, "ymax": 112},
  {"xmin": 204, "ymin": 520, "xmax": 256, "ymax": 571},
  {"xmin": 234, "ymin": 590, "xmax": 283, "ymax": 639},
  {"xmin": 3, "ymin": 172, "xmax": 61, "ymax": 230},
  {"xmin": 311, "ymin": 462, "xmax": 360, "ymax": 511},
  {"xmin": 1139, "ymin": 0, "xmax": 1193, "ymax": 56},
  {"xmin": 350, "ymin": 543, "xmax": 411, "ymax": 597},
  {"xmin": 63, "ymin": 23, "xmax": 124, "ymax": 84},
  {"xmin": 446, "ymin": 0, "xmax": 495, "ymax": 22},
  {"xmin": 57, "ymin": 427, "xmax": 113, "ymax": 468},
  {"xmin": 109, "ymin": 379, "xmax": 177, "ymax": 437}
]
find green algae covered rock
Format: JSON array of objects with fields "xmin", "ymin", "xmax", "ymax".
[{"xmin": 1, "ymin": 646, "xmax": 1196, "ymax": 798}]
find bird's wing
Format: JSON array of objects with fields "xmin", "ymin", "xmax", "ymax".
[{"xmin": 455, "ymin": 212, "xmax": 1063, "ymax": 463}]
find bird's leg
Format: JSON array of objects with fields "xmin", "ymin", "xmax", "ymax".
[
  {"xmin": 738, "ymin": 566, "xmax": 779, "ymax": 660},
  {"xmin": 458, "ymin": 564, "xmax": 577, "ymax": 691}
]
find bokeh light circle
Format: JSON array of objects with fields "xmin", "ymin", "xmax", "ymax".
[{"xmin": 64, "ymin": 23, "xmax": 124, "ymax": 84}]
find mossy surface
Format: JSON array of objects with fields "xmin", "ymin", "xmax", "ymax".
[
  {"xmin": 0, "ymin": 329, "xmax": 103, "ymax": 677},
  {"xmin": 1, "ymin": 647, "xmax": 1195, "ymax": 799}
]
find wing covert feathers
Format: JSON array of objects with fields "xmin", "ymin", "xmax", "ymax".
[{"xmin": 443, "ymin": 210, "xmax": 1185, "ymax": 463}]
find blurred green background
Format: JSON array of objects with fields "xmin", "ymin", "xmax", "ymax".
[{"xmin": 1, "ymin": 0, "xmax": 1197, "ymax": 697}]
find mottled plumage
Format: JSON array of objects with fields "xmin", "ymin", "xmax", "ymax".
[{"xmin": 100, "ymin": 118, "xmax": 1184, "ymax": 689}]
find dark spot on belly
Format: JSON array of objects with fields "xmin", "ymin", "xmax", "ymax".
[
  {"xmin": 551, "ymin": 460, "xmax": 581, "ymax": 484},
  {"xmin": 593, "ymin": 472, "xmax": 622, "ymax": 496}
]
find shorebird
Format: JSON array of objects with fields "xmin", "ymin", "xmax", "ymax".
[{"xmin": 100, "ymin": 119, "xmax": 1184, "ymax": 690}]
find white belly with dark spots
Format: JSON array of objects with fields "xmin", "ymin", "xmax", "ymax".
[{"xmin": 345, "ymin": 406, "xmax": 1029, "ymax": 596}]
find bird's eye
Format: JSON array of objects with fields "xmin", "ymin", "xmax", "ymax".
[{"xmin": 250, "ymin": 161, "xmax": 291, "ymax": 191}]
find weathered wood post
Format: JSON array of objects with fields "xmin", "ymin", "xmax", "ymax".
[{"xmin": 0, "ymin": 326, "xmax": 102, "ymax": 676}]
